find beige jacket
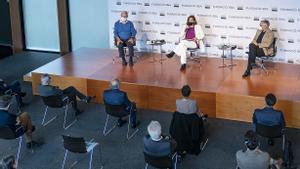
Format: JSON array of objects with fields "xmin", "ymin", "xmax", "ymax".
[{"xmin": 252, "ymin": 28, "xmax": 274, "ymax": 56}]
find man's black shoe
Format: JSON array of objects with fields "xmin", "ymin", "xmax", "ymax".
[
  {"xmin": 26, "ymin": 141, "xmax": 42, "ymax": 149},
  {"xmin": 85, "ymin": 96, "xmax": 95, "ymax": 103},
  {"xmin": 75, "ymin": 110, "xmax": 83, "ymax": 116},
  {"xmin": 122, "ymin": 59, "xmax": 127, "ymax": 66},
  {"xmin": 131, "ymin": 121, "xmax": 140, "ymax": 129},
  {"xmin": 129, "ymin": 58, "xmax": 134, "ymax": 67},
  {"xmin": 166, "ymin": 51, "xmax": 175, "ymax": 58},
  {"xmin": 20, "ymin": 92, "xmax": 27, "ymax": 97},
  {"xmin": 117, "ymin": 119, "xmax": 126, "ymax": 127},
  {"xmin": 180, "ymin": 64, "xmax": 186, "ymax": 71},
  {"xmin": 242, "ymin": 70, "xmax": 250, "ymax": 78}
]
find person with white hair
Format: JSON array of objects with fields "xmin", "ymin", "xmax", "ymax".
[
  {"xmin": 114, "ymin": 11, "xmax": 137, "ymax": 66},
  {"xmin": 103, "ymin": 78, "xmax": 138, "ymax": 128},
  {"xmin": 0, "ymin": 95, "xmax": 40, "ymax": 149},
  {"xmin": 143, "ymin": 121, "xmax": 177, "ymax": 157},
  {"xmin": 38, "ymin": 74, "xmax": 94, "ymax": 115}
]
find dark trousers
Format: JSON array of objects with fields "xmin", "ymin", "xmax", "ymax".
[
  {"xmin": 123, "ymin": 102, "xmax": 137, "ymax": 125},
  {"xmin": 246, "ymin": 43, "xmax": 265, "ymax": 71},
  {"xmin": 62, "ymin": 86, "xmax": 86, "ymax": 111},
  {"xmin": 117, "ymin": 39, "xmax": 134, "ymax": 60}
]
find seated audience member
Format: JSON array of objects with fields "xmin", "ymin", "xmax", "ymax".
[
  {"xmin": 0, "ymin": 79, "xmax": 26, "ymax": 106},
  {"xmin": 114, "ymin": 11, "xmax": 137, "ymax": 66},
  {"xmin": 0, "ymin": 155, "xmax": 17, "ymax": 169},
  {"xmin": 0, "ymin": 95, "xmax": 40, "ymax": 149},
  {"xmin": 38, "ymin": 74, "xmax": 93, "ymax": 115},
  {"xmin": 103, "ymin": 79, "xmax": 139, "ymax": 128},
  {"xmin": 236, "ymin": 130, "xmax": 282, "ymax": 169},
  {"xmin": 253, "ymin": 93, "xmax": 285, "ymax": 130},
  {"xmin": 242, "ymin": 19, "xmax": 275, "ymax": 78},
  {"xmin": 144, "ymin": 121, "xmax": 177, "ymax": 157},
  {"xmin": 169, "ymin": 103, "xmax": 206, "ymax": 157},
  {"xmin": 166, "ymin": 15, "xmax": 205, "ymax": 71},
  {"xmin": 176, "ymin": 85, "xmax": 207, "ymax": 119}
]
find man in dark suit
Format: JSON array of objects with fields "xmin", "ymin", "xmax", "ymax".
[
  {"xmin": 144, "ymin": 121, "xmax": 177, "ymax": 157},
  {"xmin": 253, "ymin": 93, "xmax": 285, "ymax": 130},
  {"xmin": 38, "ymin": 74, "xmax": 93, "ymax": 115},
  {"xmin": 103, "ymin": 79, "xmax": 138, "ymax": 128},
  {"xmin": 0, "ymin": 95, "xmax": 40, "ymax": 149}
]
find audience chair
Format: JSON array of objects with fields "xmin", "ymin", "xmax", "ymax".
[
  {"xmin": 256, "ymin": 123, "xmax": 286, "ymax": 150},
  {"xmin": 0, "ymin": 126, "xmax": 25, "ymax": 166},
  {"xmin": 102, "ymin": 103, "xmax": 139, "ymax": 140},
  {"xmin": 143, "ymin": 152, "xmax": 178, "ymax": 169},
  {"xmin": 41, "ymin": 95, "xmax": 76, "ymax": 129},
  {"xmin": 61, "ymin": 135, "xmax": 102, "ymax": 169}
]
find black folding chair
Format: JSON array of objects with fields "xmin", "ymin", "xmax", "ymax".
[
  {"xmin": 102, "ymin": 103, "xmax": 139, "ymax": 140},
  {"xmin": 256, "ymin": 123, "xmax": 286, "ymax": 150},
  {"xmin": 143, "ymin": 152, "xmax": 178, "ymax": 169},
  {"xmin": 0, "ymin": 126, "xmax": 24, "ymax": 166},
  {"xmin": 41, "ymin": 95, "xmax": 76, "ymax": 129},
  {"xmin": 61, "ymin": 135, "xmax": 102, "ymax": 169}
]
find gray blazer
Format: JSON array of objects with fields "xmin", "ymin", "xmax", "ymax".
[{"xmin": 236, "ymin": 149, "xmax": 270, "ymax": 169}]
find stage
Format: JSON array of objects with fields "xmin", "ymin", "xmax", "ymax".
[{"xmin": 25, "ymin": 48, "xmax": 300, "ymax": 128}]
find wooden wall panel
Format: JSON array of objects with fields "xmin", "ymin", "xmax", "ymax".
[
  {"xmin": 57, "ymin": 0, "xmax": 70, "ymax": 54},
  {"xmin": 9, "ymin": 0, "xmax": 24, "ymax": 53}
]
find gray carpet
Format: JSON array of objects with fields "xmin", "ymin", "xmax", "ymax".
[{"xmin": 0, "ymin": 52, "xmax": 299, "ymax": 169}]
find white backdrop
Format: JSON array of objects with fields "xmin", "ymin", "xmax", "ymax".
[{"xmin": 108, "ymin": 0, "xmax": 300, "ymax": 63}]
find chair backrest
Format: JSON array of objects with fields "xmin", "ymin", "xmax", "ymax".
[
  {"xmin": 104, "ymin": 103, "xmax": 127, "ymax": 118},
  {"xmin": 143, "ymin": 152, "xmax": 173, "ymax": 169},
  {"xmin": 62, "ymin": 135, "xmax": 87, "ymax": 154},
  {"xmin": 256, "ymin": 123, "xmax": 283, "ymax": 138},
  {"xmin": 271, "ymin": 37, "xmax": 277, "ymax": 57},
  {"xmin": 0, "ymin": 126, "xmax": 16, "ymax": 139},
  {"xmin": 41, "ymin": 95, "xmax": 65, "ymax": 108}
]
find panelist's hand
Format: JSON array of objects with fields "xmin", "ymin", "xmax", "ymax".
[
  {"xmin": 252, "ymin": 41, "xmax": 258, "ymax": 46},
  {"xmin": 127, "ymin": 38, "xmax": 135, "ymax": 44},
  {"xmin": 116, "ymin": 38, "xmax": 123, "ymax": 46}
]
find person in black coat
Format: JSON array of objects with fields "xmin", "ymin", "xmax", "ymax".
[{"xmin": 169, "ymin": 111, "xmax": 205, "ymax": 156}]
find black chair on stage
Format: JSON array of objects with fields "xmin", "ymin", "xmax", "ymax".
[
  {"xmin": 61, "ymin": 135, "xmax": 102, "ymax": 169},
  {"xmin": 0, "ymin": 126, "xmax": 25, "ymax": 165},
  {"xmin": 256, "ymin": 123, "xmax": 286, "ymax": 150},
  {"xmin": 102, "ymin": 103, "xmax": 139, "ymax": 140},
  {"xmin": 143, "ymin": 152, "xmax": 178, "ymax": 169},
  {"xmin": 41, "ymin": 95, "xmax": 76, "ymax": 129}
]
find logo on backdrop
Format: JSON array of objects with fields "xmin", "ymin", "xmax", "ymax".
[{"xmin": 109, "ymin": 0, "xmax": 300, "ymax": 64}]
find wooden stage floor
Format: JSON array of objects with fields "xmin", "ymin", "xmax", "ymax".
[{"xmin": 26, "ymin": 48, "xmax": 300, "ymax": 128}]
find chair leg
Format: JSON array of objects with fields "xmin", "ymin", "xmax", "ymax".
[
  {"xmin": 88, "ymin": 149, "xmax": 94, "ymax": 169},
  {"xmin": 63, "ymin": 104, "xmax": 77, "ymax": 129},
  {"xmin": 61, "ymin": 150, "xmax": 68, "ymax": 169},
  {"xmin": 200, "ymin": 138, "xmax": 209, "ymax": 151},
  {"xmin": 15, "ymin": 137, "xmax": 23, "ymax": 166},
  {"xmin": 102, "ymin": 114, "xmax": 117, "ymax": 136},
  {"xmin": 145, "ymin": 163, "xmax": 148, "ymax": 169},
  {"xmin": 126, "ymin": 122, "xmax": 139, "ymax": 140},
  {"xmin": 42, "ymin": 106, "xmax": 57, "ymax": 126}
]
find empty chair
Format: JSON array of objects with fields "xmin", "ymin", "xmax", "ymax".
[
  {"xmin": 102, "ymin": 103, "xmax": 139, "ymax": 140},
  {"xmin": 61, "ymin": 135, "xmax": 102, "ymax": 169},
  {"xmin": 41, "ymin": 95, "xmax": 76, "ymax": 129},
  {"xmin": 256, "ymin": 123, "xmax": 286, "ymax": 150}
]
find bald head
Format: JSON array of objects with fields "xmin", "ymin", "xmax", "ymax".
[{"xmin": 110, "ymin": 79, "xmax": 120, "ymax": 89}]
